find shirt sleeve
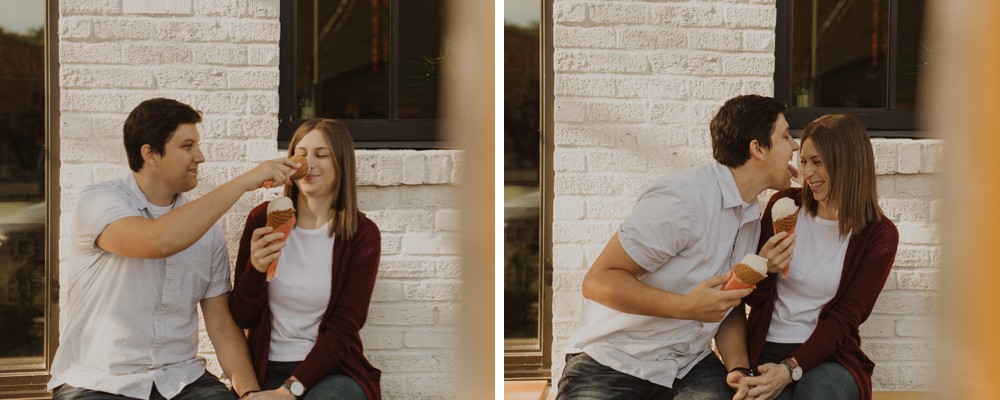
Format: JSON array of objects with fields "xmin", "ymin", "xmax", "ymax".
[
  {"xmin": 618, "ymin": 183, "xmax": 695, "ymax": 272},
  {"xmin": 204, "ymin": 224, "xmax": 233, "ymax": 299},
  {"xmin": 72, "ymin": 184, "xmax": 140, "ymax": 252}
]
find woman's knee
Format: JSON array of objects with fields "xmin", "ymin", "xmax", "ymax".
[
  {"xmin": 303, "ymin": 375, "xmax": 366, "ymax": 400},
  {"xmin": 792, "ymin": 362, "xmax": 859, "ymax": 400}
]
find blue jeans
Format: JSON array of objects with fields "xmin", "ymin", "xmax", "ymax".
[
  {"xmin": 557, "ymin": 352, "xmax": 734, "ymax": 400},
  {"xmin": 262, "ymin": 361, "xmax": 366, "ymax": 400},
  {"xmin": 53, "ymin": 371, "xmax": 236, "ymax": 400},
  {"xmin": 756, "ymin": 342, "xmax": 860, "ymax": 400}
]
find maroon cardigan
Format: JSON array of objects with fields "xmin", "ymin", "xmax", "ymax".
[
  {"xmin": 746, "ymin": 188, "xmax": 898, "ymax": 400},
  {"xmin": 229, "ymin": 202, "xmax": 382, "ymax": 400}
]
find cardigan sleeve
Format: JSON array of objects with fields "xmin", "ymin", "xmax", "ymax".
[
  {"xmin": 228, "ymin": 202, "xmax": 271, "ymax": 328},
  {"xmin": 790, "ymin": 218, "xmax": 899, "ymax": 371},
  {"xmin": 293, "ymin": 217, "xmax": 381, "ymax": 389}
]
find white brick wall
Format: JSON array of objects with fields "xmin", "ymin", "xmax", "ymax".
[
  {"xmin": 549, "ymin": 0, "xmax": 939, "ymax": 393},
  {"xmin": 57, "ymin": 1, "xmax": 459, "ymax": 398}
]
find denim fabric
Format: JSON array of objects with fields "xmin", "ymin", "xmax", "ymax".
[
  {"xmin": 756, "ymin": 342, "xmax": 860, "ymax": 400},
  {"xmin": 53, "ymin": 372, "xmax": 236, "ymax": 400},
  {"xmin": 557, "ymin": 352, "xmax": 734, "ymax": 400},
  {"xmin": 261, "ymin": 361, "xmax": 366, "ymax": 400}
]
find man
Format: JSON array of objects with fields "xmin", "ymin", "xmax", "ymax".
[
  {"xmin": 557, "ymin": 95, "xmax": 799, "ymax": 399},
  {"xmin": 49, "ymin": 98, "xmax": 298, "ymax": 399}
]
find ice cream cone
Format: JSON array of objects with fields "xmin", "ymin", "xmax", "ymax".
[
  {"xmin": 722, "ymin": 254, "xmax": 768, "ymax": 291},
  {"xmin": 773, "ymin": 213, "xmax": 798, "ymax": 234},
  {"xmin": 265, "ymin": 197, "xmax": 296, "ymax": 281},
  {"xmin": 289, "ymin": 154, "xmax": 309, "ymax": 181}
]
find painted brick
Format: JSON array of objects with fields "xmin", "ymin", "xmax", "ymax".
[
  {"xmin": 589, "ymin": 3, "xmax": 646, "ymax": 25},
  {"xmin": 920, "ymin": 140, "xmax": 944, "ymax": 173},
  {"xmin": 193, "ymin": 0, "xmax": 244, "ymax": 16},
  {"xmin": 859, "ymin": 316, "xmax": 896, "ymax": 338},
  {"xmin": 552, "ymin": 221, "xmax": 616, "ymax": 244},
  {"xmin": 377, "ymin": 153, "xmax": 404, "ymax": 186},
  {"xmin": 649, "ymin": 4, "xmax": 723, "ymax": 27},
  {"xmin": 124, "ymin": 0, "xmax": 193, "ymax": 15},
  {"xmin": 552, "ymin": 196, "xmax": 584, "ymax": 220},
  {"xmin": 398, "ymin": 187, "xmax": 460, "ymax": 208},
  {"xmin": 436, "ymin": 304, "xmax": 460, "ymax": 325},
  {"xmin": 742, "ymin": 30, "xmax": 775, "ymax": 52},
  {"xmin": 721, "ymin": 54, "xmax": 774, "ymax": 76},
  {"xmin": 896, "ymin": 269, "xmax": 938, "ymax": 290},
  {"xmin": 61, "ymin": 66, "xmax": 156, "ymax": 89},
  {"xmin": 229, "ymin": 20, "xmax": 280, "ymax": 42},
  {"xmin": 248, "ymin": 0, "xmax": 280, "ymax": 18},
  {"xmin": 893, "ymin": 245, "xmax": 940, "ymax": 268},
  {"xmin": 368, "ymin": 210, "xmax": 433, "ymax": 232},
  {"xmin": 157, "ymin": 20, "xmax": 228, "ymax": 41},
  {"xmin": 552, "ymin": 243, "xmax": 586, "ymax": 270},
  {"xmin": 59, "ymin": 17, "xmax": 92, "ymax": 39},
  {"xmin": 618, "ymin": 28, "xmax": 686, "ymax": 50},
  {"xmin": 360, "ymin": 328, "xmax": 404, "ymax": 350},
  {"xmin": 555, "ymin": 75, "xmax": 617, "ymax": 97},
  {"xmin": 554, "ymin": 26, "xmax": 618, "ymax": 49},
  {"xmin": 228, "ymin": 116, "xmax": 278, "ymax": 138},
  {"xmin": 425, "ymin": 152, "xmax": 454, "ymax": 184},
  {"xmin": 873, "ymin": 139, "xmax": 902, "ymax": 175},
  {"xmin": 687, "ymin": 30, "xmax": 741, "ymax": 51},
  {"xmin": 63, "ymin": 0, "xmax": 121, "ymax": 14},
  {"xmin": 62, "ymin": 138, "xmax": 127, "ymax": 162},
  {"xmin": 246, "ymin": 92, "xmax": 279, "ymax": 114},
  {"xmin": 556, "ymin": 50, "xmax": 650, "ymax": 74},
  {"xmin": 896, "ymin": 317, "xmax": 935, "ymax": 337},
  {"xmin": 378, "ymin": 258, "xmax": 437, "ymax": 278},
  {"xmin": 228, "ymin": 69, "xmax": 280, "ymax": 89},
  {"xmin": 355, "ymin": 152, "xmax": 379, "ymax": 185},
  {"xmin": 872, "ymin": 362, "xmax": 933, "ymax": 391},
  {"xmin": 650, "ymin": 102, "xmax": 717, "ymax": 125},
  {"xmin": 881, "ymin": 271, "xmax": 898, "ymax": 290},
  {"xmin": 403, "ymin": 329, "xmax": 454, "ymax": 349},
  {"xmin": 649, "ymin": 52, "xmax": 722, "ymax": 75},
  {"xmin": 62, "ymin": 91, "xmax": 123, "ymax": 112},
  {"xmin": 368, "ymin": 353, "xmax": 441, "ymax": 372},
  {"xmin": 861, "ymin": 340, "xmax": 932, "ymax": 361},
  {"xmin": 555, "ymin": 173, "xmax": 623, "ymax": 195},
  {"xmin": 617, "ymin": 77, "xmax": 688, "ymax": 99},
  {"xmin": 93, "ymin": 18, "xmax": 157, "ymax": 39},
  {"xmin": 553, "ymin": 270, "xmax": 586, "ymax": 291},
  {"xmin": 60, "ymin": 114, "xmax": 92, "ymax": 138},
  {"xmin": 154, "ymin": 68, "xmax": 227, "ymax": 89},
  {"xmin": 379, "ymin": 234, "xmax": 402, "ymax": 255},
  {"xmin": 723, "ymin": 5, "xmax": 775, "ymax": 28},
  {"xmin": 873, "ymin": 292, "xmax": 932, "ymax": 315},
  {"xmin": 585, "ymin": 197, "xmax": 632, "ymax": 220},
  {"xmin": 554, "ymin": 149, "xmax": 586, "ymax": 172},
  {"xmin": 404, "ymin": 281, "xmax": 460, "ymax": 301},
  {"xmin": 436, "ymin": 258, "xmax": 461, "ymax": 278},
  {"xmin": 898, "ymin": 141, "xmax": 923, "ymax": 174},
  {"xmin": 402, "ymin": 154, "xmax": 427, "ymax": 185},
  {"xmin": 247, "ymin": 44, "xmax": 279, "ymax": 65},
  {"xmin": 368, "ymin": 305, "xmax": 437, "ymax": 326},
  {"xmin": 358, "ymin": 187, "xmax": 402, "ymax": 210},
  {"xmin": 61, "ymin": 42, "xmax": 121, "ymax": 64},
  {"xmin": 587, "ymin": 150, "xmax": 650, "ymax": 172},
  {"xmin": 879, "ymin": 198, "xmax": 929, "ymax": 222},
  {"xmin": 688, "ymin": 78, "xmax": 746, "ymax": 100},
  {"xmin": 123, "ymin": 42, "xmax": 192, "ymax": 64},
  {"xmin": 896, "ymin": 222, "xmax": 939, "ymax": 244},
  {"xmin": 554, "ymin": 1, "xmax": 587, "ymax": 23},
  {"xmin": 929, "ymin": 199, "xmax": 943, "ymax": 222},
  {"xmin": 434, "ymin": 210, "xmax": 460, "ymax": 232},
  {"xmin": 553, "ymin": 123, "xmax": 640, "ymax": 147},
  {"xmin": 401, "ymin": 234, "xmax": 459, "ymax": 255},
  {"xmin": 192, "ymin": 43, "xmax": 246, "ymax": 65}
]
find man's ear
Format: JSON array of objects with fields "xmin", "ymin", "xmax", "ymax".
[
  {"xmin": 748, "ymin": 139, "xmax": 766, "ymax": 160},
  {"xmin": 140, "ymin": 144, "xmax": 157, "ymax": 166}
]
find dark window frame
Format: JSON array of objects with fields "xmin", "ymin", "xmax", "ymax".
[
  {"xmin": 277, "ymin": 0, "xmax": 449, "ymax": 150},
  {"xmin": 774, "ymin": 0, "xmax": 924, "ymax": 137},
  {"xmin": 503, "ymin": 0, "xmax": 553, "ymax": 381},
  {"xmin": 0, "ymin": 0, "xmax": 60, "ymax": 396}
]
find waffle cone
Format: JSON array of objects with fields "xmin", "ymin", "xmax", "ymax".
[
  {"xmin": 722, "ymin": 263, "xmax": 766, "ymax": 290},
  {"xmin": 289, "ymin": 154, "xmax": 309, "ymax": 180},
  {"xmin": 773, "ymin": 213, "xmax": 798, "ymax": 234},
  {"xmin": 267, "ymin": 209, "xmax": 295, "ymax": 229}
]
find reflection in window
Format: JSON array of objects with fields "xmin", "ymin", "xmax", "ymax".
[
  {"xmin": 503, "ymin": 0, "xmax": 540, "ymax": 341},
  {"xmin": 788, "ymin": 0, "xmax": 926, "ymax": 109},
  {"xmin": 0, "ymin": 0, "xmax": 46, "ymax": 362}
]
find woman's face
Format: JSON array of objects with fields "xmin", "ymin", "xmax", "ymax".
[
  {"xmin": 292, "ymin": 129, "xmax": 338, "ymax": 198},
  {"xmin": 799, "ymin": 138, "xmax": 831, "ymax": 204}
]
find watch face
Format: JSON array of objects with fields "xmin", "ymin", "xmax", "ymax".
[
  {"xmin": 791, "ymin": 366, "xmax": 803, "ymax": 381},
  {"xmin": 290, "ymin": 381, "xmax": 305, "ymax": 396}
]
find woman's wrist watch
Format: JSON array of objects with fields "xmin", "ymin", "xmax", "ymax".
[
  {"xmin": 282, "ymin": 378, "xmax": 305, "ymax": 398},
  {"xmin": 780, "ymin": 357, "xmax": 803, "ymax": 381}
]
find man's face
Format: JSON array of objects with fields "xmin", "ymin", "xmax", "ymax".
[
  {"xmin": 149, "ymin": 123, "xmax": 204, "ymax": 193},
  {"xmin": 762, "ymin": 114, "xmax": 799, "ymax": 190}
]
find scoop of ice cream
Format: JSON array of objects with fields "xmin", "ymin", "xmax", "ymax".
[
  {"xmin": 772, "ymin": 197, "xmax": 798, "ymax": 222},
  {"xmin": 740, "ymin": 254, "xmax": 768, "ymax": 275},
  {"xmin": 289, "ymin": 155, "xmax": 309, "ymax": 180},
  {"xmin": 267, "ymin": 196, "xmax": 294, "ymax": 213}
]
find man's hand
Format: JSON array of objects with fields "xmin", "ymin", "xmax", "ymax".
[
  {"xmin": 739, "ymin": 363, "xmax": 791, "ymax": 400},
  {"xmin": 758, "ymin": 232, "xmax": 795, "ymax": 274},
  {"xmin": 727, "ymin": 371, "xmax": 752, "ymax": 400},
  {"xmin": 241, "ymin": 158, "xmax": 301, "ymax": 191},
  {"xmin": 245, "ymin": 389, "xmax": 296, "ymax": 400},
  {"xmin": 679, "ymin": 274, "xmax": 751, "ymax": 322}
]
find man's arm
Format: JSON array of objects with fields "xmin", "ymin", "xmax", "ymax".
[
  {"xmin": 716, "ymin": 306, "xmax": 752, "ymax": 399},
  {"xmin": 581, "ymin": 233, "xmax": 751, "ymax": 322},
  {"xmin": 202, "ymin": 293, "xmax": 260, "ymax": 397},
  {"xmin": 97, "ymin": 159, "xmax": 297, "ymax": 259}
]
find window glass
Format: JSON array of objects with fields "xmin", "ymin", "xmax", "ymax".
[{"xmin": 0, "ymin": 0, "xmax": 46, "ymax": 362}]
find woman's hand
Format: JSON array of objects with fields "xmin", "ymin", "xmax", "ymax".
[
  {"xmin": 249, "ymin": 226, "xmax": 286, "ymax": 273},
  {"xmin": 738, "ymin": 362, "xmax": 791, "ymax": 400},
  {"xmin": 758, "ymin": 231, "xmax": 795, "ymax": 274},
  {"xmin": 726, "ymin": 370, "xmax": 753, "ymax": 400}
]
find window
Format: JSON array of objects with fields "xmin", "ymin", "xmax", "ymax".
[
  {"xmin": 775, "ymin": 0, "xmax": 928, "ymax": 135},
  {"xmin": 504, "ymin": 0, "xmax": 552, "ymax": 380},
  {"xmin": 0, "ymin": 0, "xmax": 58, "ymax": 395},
  {"xmin": 278, "ymin": 0, "xmax": 446, "ymax": 149}
]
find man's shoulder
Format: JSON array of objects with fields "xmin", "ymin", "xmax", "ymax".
[{"xmin": 644, "ymin": 163, "xmax": 718, "ymax": 199}]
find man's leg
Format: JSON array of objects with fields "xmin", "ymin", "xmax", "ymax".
[
  {"xmin": 167, "ymin": 372, "xmax": 238, "ymax": 400},
  {"xmin": 302, "ymin": 374, "xmax": 366, "ymax": 400},
  {"xmin": 789, "ymin": 362, "xmax": 859, "ymax": 400},
  {"xmin": 52, "ymin": 385, "xmax": 132, "ymax": 400},
  {"xmin": 669, "ymin": 354, "xmax": 735, "ymax": 400},
  {"xmin": 556, "ymin": 353, "xmax": 660, "ymax": 400}
]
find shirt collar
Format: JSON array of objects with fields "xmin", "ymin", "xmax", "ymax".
[
  {"xmin": 123, "ymin": 174, "xmax": 185, "ymax": 212},
  {"xmin": 711, "ymin": 162, "xmax": 760, "ymax": 223}
]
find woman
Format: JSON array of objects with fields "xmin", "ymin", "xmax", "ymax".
[
  {"xmin": 739, "ymin": 114, "xmax": 898, "ymax": 400},
  {"xmin": 230, "ymin": 119, "xmax": 381, "ymax": 400}
]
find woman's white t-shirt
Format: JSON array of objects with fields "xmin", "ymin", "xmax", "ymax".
[
  {"xmin": 766, "ymin": 208, "xmax": 851, "ymax": 343},
  {"xmin": 268, "ymin": 223, "xmax": 335, "ymax": 361}
]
